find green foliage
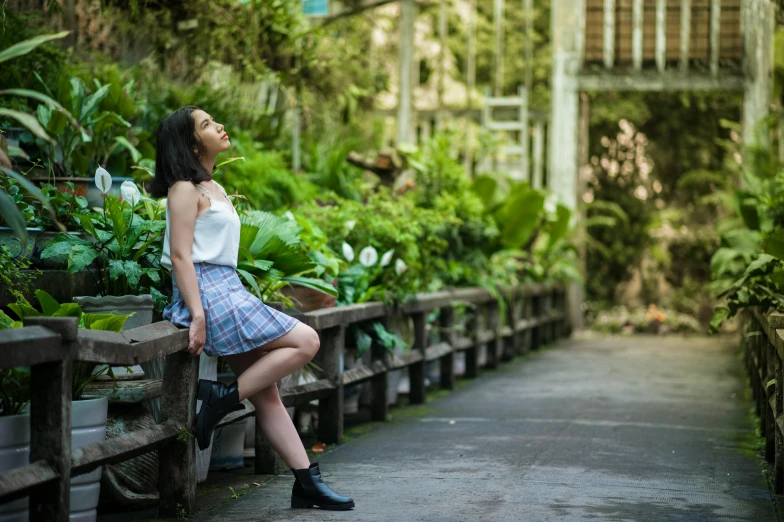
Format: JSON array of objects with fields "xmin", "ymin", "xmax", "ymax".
[
  {"xmin": 41, "ymin": 184, "xmax": 168, "ymax": 309},
  {"xmin": 0, "ymin": 290, "xmax": 131, "ymax": 412},
  {"xmin": 709, "ymin": 138, "xmax": 784, "ymax": 332}
]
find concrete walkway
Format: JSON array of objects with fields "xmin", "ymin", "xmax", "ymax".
[{"xmin": 193, "ymin": 335, "xmax": 776, "ymax": 522}]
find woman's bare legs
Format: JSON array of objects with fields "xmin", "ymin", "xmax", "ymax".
[
  {"xmin": 225, "ymin": 349, "xmax": 310, "ymax": 470},
  {"xmin": 228, "ymin": 323, "xmax": 320, "ymax": 402}
]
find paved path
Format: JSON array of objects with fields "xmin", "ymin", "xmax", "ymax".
[{"xmin": 194, "ymin": 335, "xmax": 776, "ymax": 521}]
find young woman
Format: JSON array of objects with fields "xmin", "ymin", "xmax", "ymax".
[{"xmin": 150, "ymin": 106, "xmax": 354, "ymax": 511}]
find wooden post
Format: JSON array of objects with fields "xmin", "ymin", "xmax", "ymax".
[
  {"xmin": 25, "ymin": 317, "xmax": 76, "ymax": 522},
  {"xmin": 255, "ymin": 425, "xmax": 280, "ymax": 475},
  {"xmin": 503, "ymin": 292, "xmax": 517, "ymax": 361},
  {"xmin": 409, "ymin": 312, "xmax": 428, "ymax": 404},
  {"xmin": 522, "ymin": 295, "xmax": 533, "ymax": 353},
  {"xmin": 494, "ymin": 0, "xmax": 505, "ymax": 95},
  {"xmin": 158, "ymin": 350, "xmax": 199, "ymax": 517},
  {"xmin": 439, "ymin": 306, "xmax": 456, "ymax": 390},
  {"xmin": 316, "ymin": 326, "xmax": 344, "ymax": 444},
  {"xmin": 465, "ymin": 309, "xmax": 480, "ymax": 378},
  {"xmin": 464, "ymin": 0, "xmax": 477, "ymax": 175},
  {"xmin": 485, "ymin": 301, "xmax": 501, "ymax": 369},
  {"xmin": 530, "ymin": 294, "xmax": 542, "ymax": 350},
  {"xmin": 655, "ymin": 0, "xmax": 667, "ymax": 73},
  {"xmin": 632, "ymin": 0, "xmax": 643, "ymax": 70},
  {"xmin": 603, "ymin": 0, "xmax": 615, "ymax": 69},
  {"xmin": 709, "ymin": 0, "xmax": 720, "ymax": 76},
  {"xmin": 776, "ymin": 346, "xmax": 784, "ymax": 493},
  {"xmin": 532, "ymin": 120, "xmax": 545, "ymax": 189},
  {"xmin": 397, "ymin": 0, "xmax": 417, "ymax": 145},
  {"xmin": 767, "ymin": 341, "xmax": 776, "ymax": 463},
  {"xmin": 680, "ymin": 0, "xmax": 691, "ymax": 72},
  {"xmin": 371, "ymin": 320, "xmax": 390, "ymax": 422}
]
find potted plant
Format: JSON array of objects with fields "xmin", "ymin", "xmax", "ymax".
[
  {"xmin": 40, "ymin": 167, "xmax": 168, "ymax": 330},
  {"xmin": 0, "ymin": 290, "xmax": 130, "ymax": 522}
]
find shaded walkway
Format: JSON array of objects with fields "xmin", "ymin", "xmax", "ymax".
[{"xmin": 194, "ymin": 335, "xmax": 775, "ymax": 521}]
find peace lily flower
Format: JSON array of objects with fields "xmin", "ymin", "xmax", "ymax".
[
  {"xmin": 345, "ymin": 220, "xmax": 357, "ymax": 232},
  {"xmin": 380, "ymin": 249, "xmax": 394, "ymax": 267},
  {"xmin": 283, "ymin": 210, "xmax": 296, "ymax": 221},
  {"xmin": 95, "ymin": 166, "xmax": 112, "ymax": 195},
  {"xmin": 120, "ymin": 180, "xmax": 141, "ymax": 206},
  {"xmin": 359, "ymin": 246, "xmax": 379, "ymax": 267},
  {"xmin": 395, "ymin": 258, "xmax": 408, "ymax": 275},
  {"xmin": 342, "ymin": 242, "xmax": 355, "ymax": 262}
]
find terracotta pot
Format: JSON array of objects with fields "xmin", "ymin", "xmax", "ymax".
[{"xmin": 280, "ymin": 281, "xmax": 337, "ymax": 312}]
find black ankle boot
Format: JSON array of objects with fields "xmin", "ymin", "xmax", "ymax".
[
  {"xmin": 290, "ymin": 462, "xmax": 354, "ymax": 511},
  {"xmin": 195, "ymin": 379, "xmax": 245, "ymax": 451}
]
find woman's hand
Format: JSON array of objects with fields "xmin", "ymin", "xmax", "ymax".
[{"xmin": 187, "ymin": 315, "xmax": 206, "ymax": 357}]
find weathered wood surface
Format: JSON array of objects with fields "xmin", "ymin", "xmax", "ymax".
[
  {"xmin": 295, "ymin": 302, "xmax": 386, "ymax": 330},
  {"xmin": 82, "ymin": 379, "xmax": 163, "ymax": 403},
  {"xmin": 71, "ymin": 420, "xmax": 179, "ymax": 476},
  {"xmin": 0, "ymin": 460, "xmax": 58, "ymax": 504},
  {"xmin": 281, "ymin": 379, "xmax": 335, "ymax": 407},
  {"xmin": 0, "ymin": 326, "xmax": 64, "ymax": 368},
  {"xmin": 425, "ymin": 342, "xmax": 453, "ymax": 362},
  {"xmin": 76, "ymin": 327, "xmax": 188, "ymax": 365}
]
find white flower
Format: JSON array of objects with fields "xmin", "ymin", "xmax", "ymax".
[
  {"xmin": 283, "ymin": 211, "xmax": 295, "ymax": 221},
  {"xmin": 380, "ymin": 249, "xmax": 394, "ymax": 267},
  {"xmin": 95, "ymin": 166, "xmax": 112, "ymax": 195},
  {"xmin": 120, "ymin": 180, "xmax": 141, "ymax": 206},
  {"xmin": 341, "ymin": 242, "xmax": 355, "ymax": 262},
  {"xmin": 345, "ymin": 220, "xmax": 357, "ymax": 232},
  {"xmin": 359, "ymin": 246, "xmax": 379, "ymax": 267},
  {"xmin": 395, "ymin": 258, "xmax": 408, "ymax": 275},
  {"xmin": 544, "ymin": 193, "xmax": 557, "ymax": 214}
]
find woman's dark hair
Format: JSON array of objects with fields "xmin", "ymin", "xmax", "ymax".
[{"xmin": 150, "ymin": 106, "xmax": 211, "ymax": 198}]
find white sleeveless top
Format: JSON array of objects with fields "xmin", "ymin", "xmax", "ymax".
[{"xmin": 161, "ymin": 182, "xmax": 241, "ymax": 270}]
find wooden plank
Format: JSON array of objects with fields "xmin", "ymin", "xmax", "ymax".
[
  {"xmin": 343, "ymin": 364, "xmax": 381, "ymax": 387},
  {"xmin": 281, "ymin": 378, "xmax": 335, "ymax": 407},
  {"xmin": 632, "ymin": 0, "xmax": 644, "ymax": 70},
  {"xmin": 387, "ymin": 350, "xmax": 424, "ymax": 371},
  {"xmin": 577, "ymin": 71, "xmax": 745, "ymax": 91},
  {"xmin": 501, "ymin": 326, "xmax": 514, "ymax": 338},
  {"xmin": 76, "ymin": 329, "xmax": 189, "ymax": 365},
  {"xmin": 0, "ymin": 326, "xmax": 64, "ymax": 368},
  {"xmin": 0, "ymin": 460, "xmax": 58, "ymax": 504},
  {"xmin": 454, "ymin": 336, "xmax": 474, "ymax": 351},
  {"xmin": 82, "ymin": 379, "xmax": 162, "ymax": 404},
  {"xmin": 425, "ymin": 342, "xmax": 453, "ymax": 362},
  {"xmin": 400, "ymin": 287, "xmax": 494, "ymax": 313},
  {"xmin": 655, "ymin": 0, "xmax": 667, "ymax": 72},
  {"xmin": 710, "ymin": 0, "xmax": 720, "ymax": 75},
  {"xmin": 70, "ymin": 420, "xmax": 179, "ymax": 476},
  {"xmin": 298, "ymin": 302, "xmax": 386, "ymax": 330},
  {"xmin": 121, "ymin": 321, "xmax": 181, "ymax": 343},
  {"xmin": 603, "ymin": 0, "xmax": 615, "ymax": 68},
  {"xmin": 477, "ymin": 330, "xmax": 495, "ymax": 345},
  {"xmin": 680, "ymin": 0, "xmax": 691, "ymax": 72}
]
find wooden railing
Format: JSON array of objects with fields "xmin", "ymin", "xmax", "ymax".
[
  {"xmin": 0, "ymin": 282, "xmax": 569, "ymax": 519},
  {"xmin": 745, "ymin": 308, "xmax": 784, "ymax": 495}
]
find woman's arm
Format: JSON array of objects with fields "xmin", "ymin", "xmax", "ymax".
[{"xmin": 167, "ymin": 181, "xmax": 206, "ymax": 355}]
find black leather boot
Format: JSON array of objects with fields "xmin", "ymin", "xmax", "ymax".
[
  {"xmin": 290, "ymin": 462, "xmax": 355, "ymax": 510},
  {"xmin": 195, "ymin": 379, "xmax": 245, "ymax": 451}
]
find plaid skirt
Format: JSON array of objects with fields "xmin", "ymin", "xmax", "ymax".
[{"xmin": 162, "ymin": 263, "xmax": 299, "ymax": 357}]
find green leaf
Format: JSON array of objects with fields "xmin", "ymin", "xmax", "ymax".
[
  {"xmin": 0, "ymin": 32, "xmax": 69, "ymax": 64},
  {"xmin": 547, "ymin": 204, "xmax": 572, "ymax": 250},
  {"xmin": 496, "ymin": 188, "xmax": 545, "ymax": 248},
  {"xmin": 763, "ymin": 230, "xmax": 784, "ymax": 261},
  {"xmin": 0, "ymin": 190, "xmax": 27, "ymax": 249},
  {"xmin": 0, "ymin": 108, "xmax": 53, "ymax": 144},
  {"xmin": 1, "ymin": 88, "xmax": 82, "ymax": 131},
  {"xmin": 744, "ymin": 254, "xmax": 776, "ymax": 277},
  {"xmin": 72, "ymin": 213, "xmax": 96, "ymax": 237},
  {"xmin": 84, "ymin": 313, "xmax": 129, "ymax": 332},
  {"xmin": 710, "ymin": 307, "xmax": 730, "ymax": 334},
  {"xmin": 34, "ymin": 290, "xmax": 60, "ymax": 316},
  {"xmin": 236, "ymin": 268, "xmax": 262, "ymax": 298},
  {"xmin": 739, "ymin": 198, "xmax": 760, "ymax": 230},
  {"xmin": 52, "ymin": 303, "xmax": 82, "ymax": 319},
  {"xmin": 114, "ymin": 136, "xmax": 142, "ymax": 164},
  {"xmin": 68, "ymin": 244, "xmax": 100, "ymax": 274},
  {"xmin": 282, "ymin": 276, "xmax": 339, "ymax": 297},
  {"xmin": 8, "ymin": 302, "xmax": 42, "ymax": 321},
  {"xmin": 80, "ymin": 83, "xmax": 111, "ymax": 121},
  {"xmin": 124, "ymin": 260, "xmax": 142, "ymax": 287}
]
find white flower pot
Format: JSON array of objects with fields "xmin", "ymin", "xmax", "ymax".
[
  {"xmin": 70, "ymin": 397, "xmax": 108, "ymax": 522},
  {"xmin": 209, "ymin": 421, "xmax": 247, "ymax": 471},
  {"xmin": 0, "ymin": 414, "xmax": 30, "ymax": 522}
]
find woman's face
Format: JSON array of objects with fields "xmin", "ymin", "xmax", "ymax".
[{"xmin": 192, "ymin": 109, "xmax": 230, "ymax": 157}]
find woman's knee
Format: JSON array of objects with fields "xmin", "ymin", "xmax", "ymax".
[
  {"xmin": 249, "ymin": 384, "xmax": 281, "ymax": 412},
  {"xmin": 300, "ymin": 325, "xmax": 320, "ymax": 360}
]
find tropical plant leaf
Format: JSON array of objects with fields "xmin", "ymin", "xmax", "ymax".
[
  {"xmin": 0, "ymin": 88, "xmax": 82, "ymax": 131},
  {"xmin": 0, "ymin": 189, "xmax": 27, "ymax": 248},
  {"xmin": 0, "ymin": 108, "xmax": 53, "ymax": 143},
  {"xmin": 0, "ymin": 31, "xmax": 69, "ymax": 64},
  {"xmin": 710, "ymin": 307, "xmax": 730, "ymax": 333},
  {"xmin": 282, "ymin": 276, "xmax": 339, "ymax": 297},
  {"xmin": 34, "ymin": 290, "xmax": 60, "ymax": 316},
  {"xmin": 68, "ymin": 243, "xmax": 100, "ymax": 274},
  {"xmin": 763, "ymin": 230, "xmax": 784, "ymax": 261}
]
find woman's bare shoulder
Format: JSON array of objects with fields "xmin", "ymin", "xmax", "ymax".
[{"xmin": 167, "ymin": 181, "xmax": 200, "ymax": 212}]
